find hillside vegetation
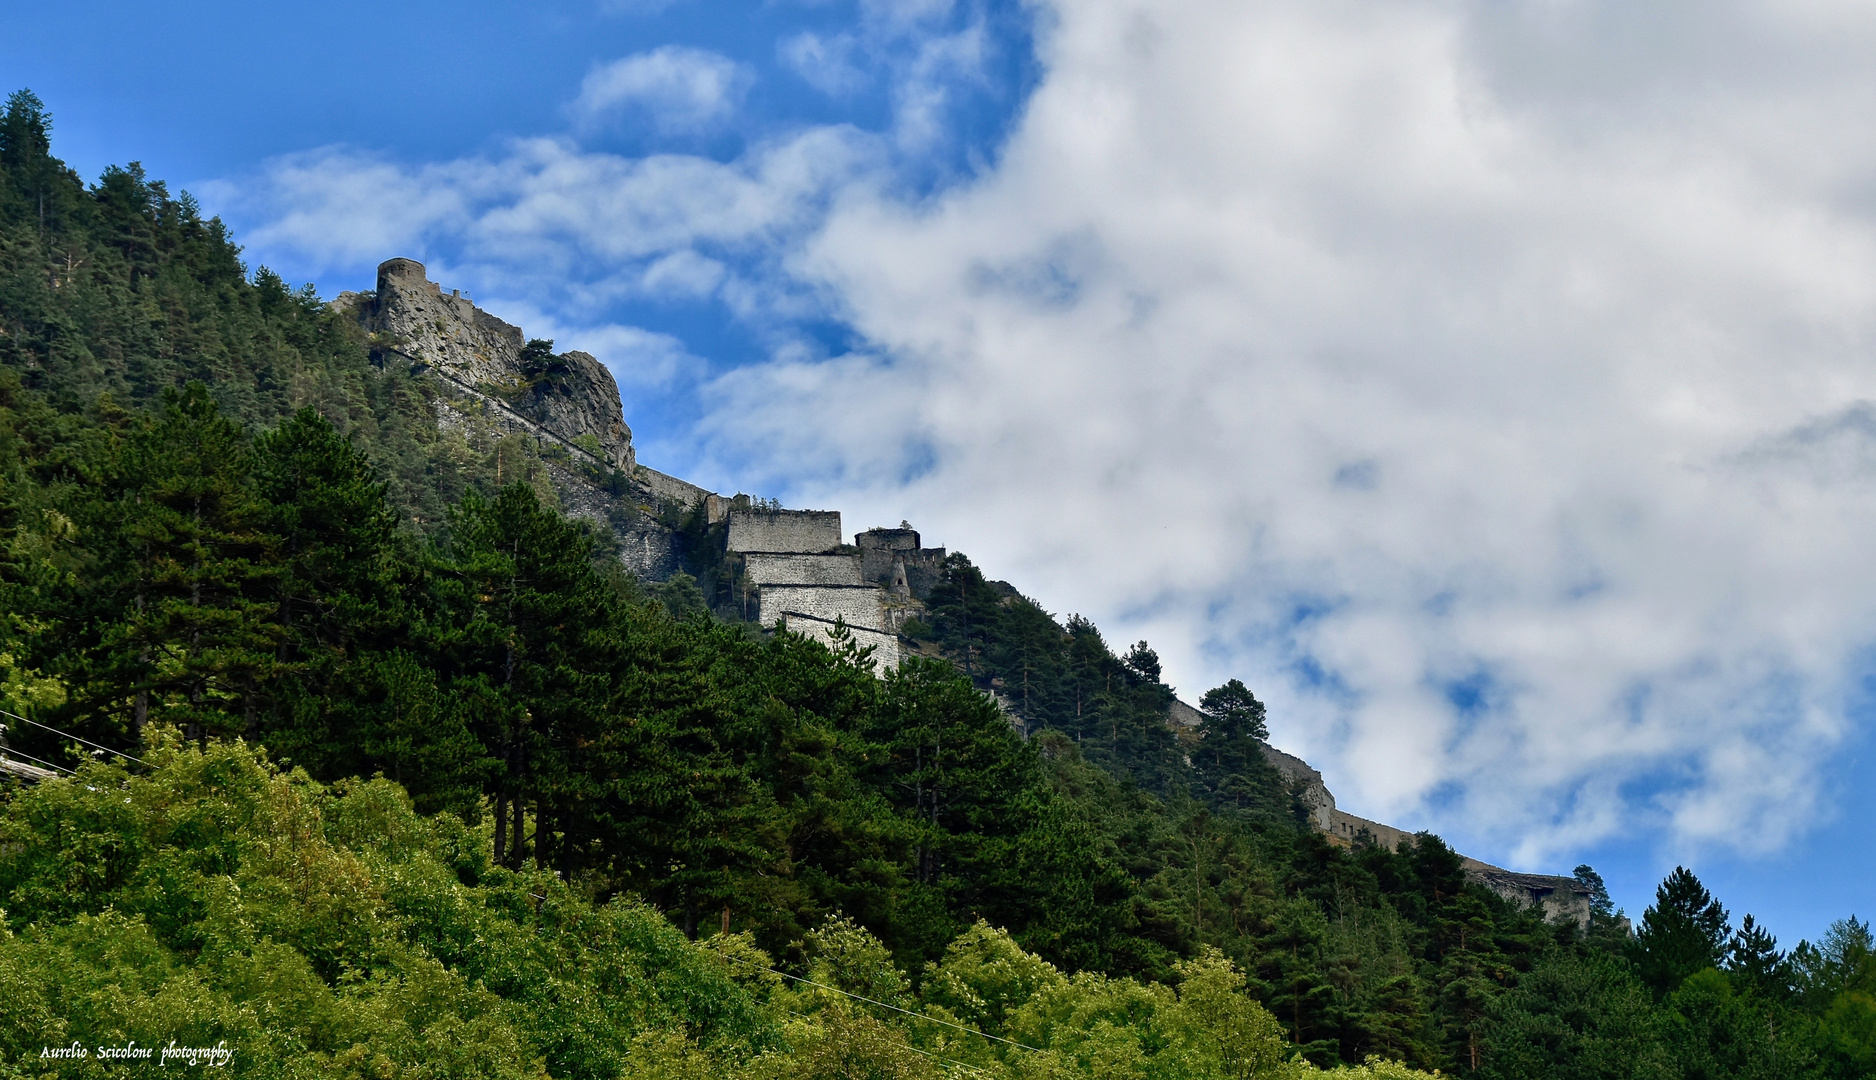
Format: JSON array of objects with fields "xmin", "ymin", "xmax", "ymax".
[{"xmin": 1, "ymin": 88, "xmax": 1874, "ymax": 1078}]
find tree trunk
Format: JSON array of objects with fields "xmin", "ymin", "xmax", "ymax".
[
  {"xmin": 494, "ymin": 789, "xmax": 508, "ymax": 865},
  {"xmin": 558, "ymin": 804, "xmax": 574, "ymax": 880}
]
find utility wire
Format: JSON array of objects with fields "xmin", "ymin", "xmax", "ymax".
[
  {"xmin": 727, "ymin": 956, "xmax": 1046, "ymax": 1055},
  {"xmin": 0, "ymin": 707, "xmax": 145, "ymax": 765},
  {"xmin": 0, "ymin": 745, "xmax": 75, "ymax": 776},
  {"xmin": 777, "ymin": 1009, "xmax": 993, "ymax": 1077}
]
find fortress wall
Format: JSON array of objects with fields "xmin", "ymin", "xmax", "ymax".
[
  {"xmin": 1326, "ymin": 809, "xmax": 1417, "ymax": 852},
  {"xmin": 759, "ymin": 584, "xmax": 885, "ymax": 632},
  {"xmin": 1464, "ymin": 862, "xmax": 1593, "ymax": 930},
  {"xmin": 639, "ymin": 467, "xmax": 713, "ymax": 510},
  {"xmin": 779, "ymin": 613, "xmax": 903, "ymax": 670},
  {"xmin": 746, "ymin": 552, "xmax": 865, "ymax": 587},
  {"xmin": 728, "ymin": 509, "xmax": 843, "ymax": 554},
  {"xmin": 1166, "ymin": 703, "xmax": 1592, "ymax": 929},
  {"xmin": 858, "ymin": 527, "xmax": 922, "ymax": 581},
  {"xmin": 903, "ymin": 553, "xmax": 947, "ymax": 599}
]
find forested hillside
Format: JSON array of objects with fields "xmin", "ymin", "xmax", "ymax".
[{"xmin": 1, "ymin": 87, "xmax": 1874, "ymax": 1078}]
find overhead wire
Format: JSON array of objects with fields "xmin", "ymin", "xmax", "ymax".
[
  {"xmin": 776, "ymin": 1009, "xmax": 994, "ymax": 1077},
  {"xmin": 0, "ymin": 744, "xmax": 75, "ymax": 776},
  {"xmin": 0, "ymin": 707, "xmax": 146, "ymax": 766}
]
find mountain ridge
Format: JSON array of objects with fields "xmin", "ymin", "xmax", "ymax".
[{"xmin": 355, "ymin": 255, "xmax": 1595, "ymax": 929}]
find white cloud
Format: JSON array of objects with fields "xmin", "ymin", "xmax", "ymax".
[
  {"xmin": 212, "ymin": 125, "xmax": 880, "ymax": 317},
  {"xmin": 573, "ymin": 47, "xmax": 751, "ymax": 134},
  {"xmin": 780, "ymin": 32, "xmax": 869, "ymax": 97},
  {"xmin": 701, "ymin": 0, "xmax": 1876, "ymax": 864}
]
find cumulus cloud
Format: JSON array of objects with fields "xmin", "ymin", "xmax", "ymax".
[
  {"xmin": 573, "ymin": 47, "xmax": 751, "ymax": 133},
  {"xmin": 705, "ymin": 0, "xmax": 1876, "ymax": 863},
  {"xmin": 214, "ymin": 126, "xmax": 879, "ymax": 315}
]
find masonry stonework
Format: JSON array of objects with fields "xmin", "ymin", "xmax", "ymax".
[
  {"xmin": 745, "ymin": 553, "xmax": 867, "ymax": 587},
  {"xmin": 727, "ymin": 510, "xmax": 844, "ymax": 555}
]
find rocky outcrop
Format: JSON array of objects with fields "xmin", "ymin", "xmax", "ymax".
[
  {"xmin": 335, "ymin": 258, "xmax": 724, "ymax": 579},
  {"xmin": 340, "ymin": 258, "xmax": 634, "ymax": 474}
]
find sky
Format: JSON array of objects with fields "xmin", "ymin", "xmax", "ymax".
[{"xmin": 10, "ymin": 0, "xmax": 1876, "ymax": 941}]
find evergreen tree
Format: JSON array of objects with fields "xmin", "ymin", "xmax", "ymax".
[
  {"xmin": 1479, "ymin": 949, "xmax": 1672, "ymax": 1080},
  {"xmin": 1630, "ymin": 866, "xmax": 1731, "ymax": 997},
  {"xmin": 1195, "ymin": 678, "xmax": 1282, "ymax": 816},
  {"xmin": 73, "ymin": 383, "xmax": 282, "ymax": 745},
  {"xmin": 1727, "ymin": 913, "xmax": 1792, "ymax": 1002},
  {"xmin": 1574, "ymin": 864, "xmax": 1615, "ymax": 921},
  {"xmin": 429, "ymin": 483, "xmax": 618, "ymax": 871}
]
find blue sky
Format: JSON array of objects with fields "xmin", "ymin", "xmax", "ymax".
[{"xmin": 12, "ymin": 0, "xmax": 1876, "ymax": 945}]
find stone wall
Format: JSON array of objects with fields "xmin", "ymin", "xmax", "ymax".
[
  {"xmin": 1325, "ymin": 809, "xmax": 1418, "ymax": 852},
  {"xmin": 857, "ymin": 527, "xmax": 947, "ymax": 598},
  {"xmin": 1167, "ymin": 699, "xmax": 1591, "ymax": 929},
  {"xmin": 858, "ymin": 527, "xmax": 921, "ymax": 579},
  {"xmin": 759, "ymin": 583, "xmax": 884, "ymax": 629},
  {"xmin": 639, "ymin": 466, "xmax": 715, "ymax": 513},
  {"xmin": 727, "ymin": 509, "xmax": 843, "ymax": 554},
  {"xmin": 746, "ymin": 552, "xmax": 865, "ymax": 587},
  {"xmin": 776, "ymin": 612, "xmax": 903, "ymax": 670}
]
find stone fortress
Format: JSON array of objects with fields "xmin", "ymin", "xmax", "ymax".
[
  {"xmin": 338, "ymin": 258, "xmax": 1597, "ymax": 929},
  {"xmin": 725, "ymin": 509, "xmax": 945, "ymax": 665}
]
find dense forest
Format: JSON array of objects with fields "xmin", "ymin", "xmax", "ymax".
[{"xmin": 0, "ymin": 87, "xmax": 1872, "ymax": 1078}]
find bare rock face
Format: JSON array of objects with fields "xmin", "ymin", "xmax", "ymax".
[
  {"xmin": 349, "ymin": 258, "xmax": 635, "ymax": 473},
  {"xmin": 520, "ymin": 348, "xmax": 635, "ymax": 472}
]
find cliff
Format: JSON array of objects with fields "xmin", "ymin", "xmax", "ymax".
[
  {"xmin": 338, "ymin": 258, "xmax": 636, "ymax": 473},
  {"xmin": 335, "ymin": 258, "xmax": 719, "ymax": 579}
]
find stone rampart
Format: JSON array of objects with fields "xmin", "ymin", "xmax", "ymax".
[
  {"xmin": 857, "ymin": 527, "xmax": 947, "ymax": 597},
  {"xmin": 638, "ymin": 466, "xmax": 713, "ymax": 511},
  {"xmin": 858, "ymin": 527, "xmax": 921, "ymax": 580},
  {"xmin": 727, "ymin": 509, "xmax": 843, "ymax": 554},
  {"xmin": 775, "ymin": 612, "xmax": 903, "ymax": 670},
  {"xmin": 1325, "ymin": 809, "xmax": 1418, "ymax": 852},
  {"xmin": 1166, "ymin": 700, "xmax": 1590, "ymax": 929},
  {"xmin": 759, "ymin": 583, "xmax": 883, "ymax": 631},
  {"xmin": 746, "ymin": 553, "xmax": 865, "ymax": 587}
]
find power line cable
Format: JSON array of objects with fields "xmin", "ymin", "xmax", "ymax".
[
  {"xmin": 0, "ymin": 745, "xmax": 75, "ymax": 776},
  {"xmin": 0, "ymin": 707, "xmax": 145, "ymax": 765},
  {"xmin": 777, "ymin": 1009, "xmax": 993, "ymax": 1077}
]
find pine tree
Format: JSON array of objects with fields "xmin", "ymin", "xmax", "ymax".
[
  {"xmin": 1631, "ymin": 866, "xmax": 1731, "ymax": 997},
  {"xmin": 1195, "ymin": 678, "xmax": 1279, "ymax": 814},
  {"xmin": 1726, "ymin": 914, "xmax": 1791, "ymax": 1002},
  {"xmin": 77, "ymin": 383, "xmax": 282, "ymax": 745}
]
